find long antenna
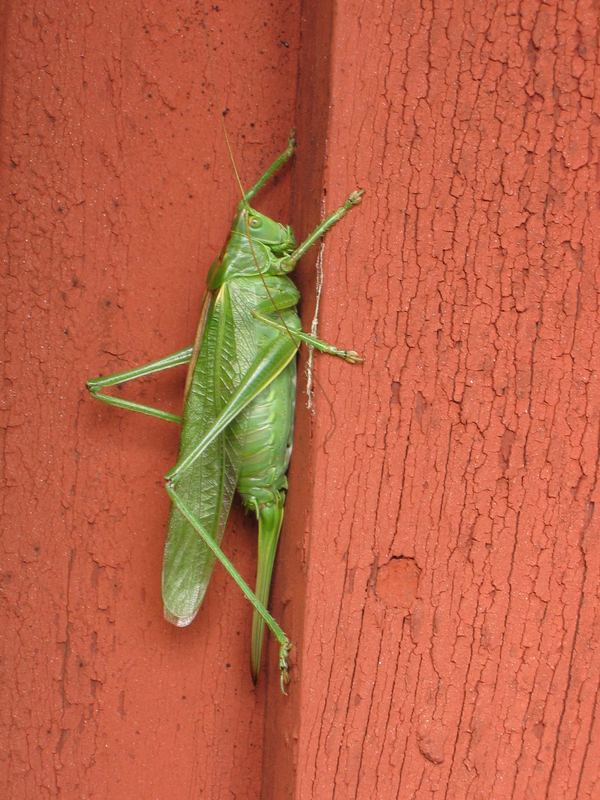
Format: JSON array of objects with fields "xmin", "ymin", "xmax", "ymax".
[{"xmin": 221, "ymin": 115, "xmax": 249, "ymax": 208}]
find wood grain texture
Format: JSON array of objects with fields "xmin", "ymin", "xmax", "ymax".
[
  {"xmin": 2, "ymin": 1, "xmax": 599, "ymax": 798},
  {"xmin": 1, "ymin": 1, "xmax": 299, "ymax": 797},
  {"xmin": 288, "ymin": 1, "xmax": 600, "ymax": 798}
]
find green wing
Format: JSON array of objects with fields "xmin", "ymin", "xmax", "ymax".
[{"xmin": 162, "ymin": 286, "xmax": 243, "ymax": 626}]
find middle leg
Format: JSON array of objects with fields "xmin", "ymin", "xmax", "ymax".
[{"xmin": 251, "ymin": 311, "xmax": 363, "ymax": 363}]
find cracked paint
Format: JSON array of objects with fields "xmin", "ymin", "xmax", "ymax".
[
  {"xmin": 2, "ymin": 0, "xmax": 599, "ymax": 798},
  {"xmin": 1, "ymin": 1, "xmax": 300, "ymax": 798}
]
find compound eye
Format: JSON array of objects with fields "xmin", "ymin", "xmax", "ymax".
[{"xmin": 249, "ymin": 217, "xmax": 261, "ymax": 229}]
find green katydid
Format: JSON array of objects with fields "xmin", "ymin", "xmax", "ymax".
[{"xmin": 87, "ymin": 132, "xmax": 363, "ymax": 691}]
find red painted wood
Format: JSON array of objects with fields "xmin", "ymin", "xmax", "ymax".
[
  {"xmin": 1, "ymin": 2, "xmax": 299, "ymax": 798},
  {"xmin": 2, "ymin": 1, "xmax": 600, "ymax": 798},
  {"xmin": 281, "ymin": 1, "xmax": 600, "ymax": 798}
]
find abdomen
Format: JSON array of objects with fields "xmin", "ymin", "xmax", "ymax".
[{"xmin": 236, "ymin": 359, "xmax": 296, "ymax": 504}]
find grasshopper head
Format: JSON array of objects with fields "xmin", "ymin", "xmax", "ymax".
[
  {"xmin": 236, "ymin": 206, "xmax": 295, "ymax": 255},
  {"xmin": 208, "ymin": 205, "xmax": 296, "ymax": 289}
]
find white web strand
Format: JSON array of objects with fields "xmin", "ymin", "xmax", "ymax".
[{"xmin": 305, "ymin": 237, "xmax": 325, "ymax": 414}]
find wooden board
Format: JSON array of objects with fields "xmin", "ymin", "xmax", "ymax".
[{"xmin": 2, "ymin": 1, "xmax": 599, "ymax": 798}]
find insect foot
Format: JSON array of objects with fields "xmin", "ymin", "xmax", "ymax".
[
  {"xmin": 346, "ymin": 189, "xmax": 365, "ymax": 207},
  {"xmin": 279, "ymin": 640, "xmax": 292, "ymax": 695},
  {"xmin": 343, "ymin": 350, "xmax": 364, "ymax": 364}
]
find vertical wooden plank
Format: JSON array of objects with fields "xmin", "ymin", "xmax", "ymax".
[
  {"xmin": 4, "ymin": 1, "xmax": 600, "ymax": 798},
  {"xmin": 0, "ymin": 2, "xmax": 299, "ymax": 797},
  {"xmin": 260, "ymin": 1, "xmax": 335, "ymax": 796},
  {"xmin": 287, "ymin": 1, "xmax": 600, "ymax": 798}
]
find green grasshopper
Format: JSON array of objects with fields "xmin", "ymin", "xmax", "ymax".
[{"xmin": 87, "ymin": 133, "xmax": 363, "ymax": 691}]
